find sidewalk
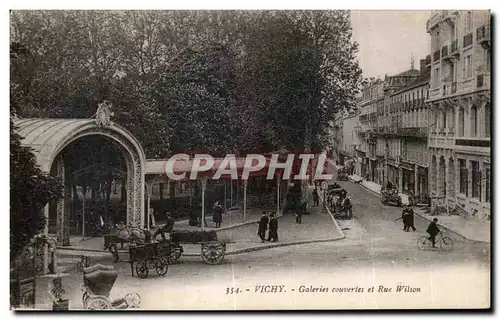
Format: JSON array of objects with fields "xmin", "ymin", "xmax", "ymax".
[
  {"xmin": 346, "ymin": 175, "xmax": 491, "ymax": 244},
  {"xmin": 414, "ymin": 208, "xmax": 491, "ymax": 243}
]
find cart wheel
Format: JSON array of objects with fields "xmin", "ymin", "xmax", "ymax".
[
  {"xmin": 201, "ymin": 243, "xmax": 225, "ymax": 265},
  {"xmin": 135, "ymin": 260, "xmax": 149, "ymax": 279},
  {"xmin": 125, "ymin": 293, "xmax": 141, "ymax": 308},
  {"xmin": 86, "ymin": 295, "xmax": 112, "ymax": 310},
  {"xmin": 155, "ymin": 258, "xmax": 169, "ymax": 276},
  {"xmin": 167, "ymin": 245, "xmax": 182, "ymax": 264}
]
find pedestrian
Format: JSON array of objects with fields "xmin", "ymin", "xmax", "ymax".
[
  {"xmin": 267, "ymin": 212, "xmax": 278, "ymax": 242},
  {"xmin": 213, "ymin": 202, "xmax": 223, "ymax": 228},
  {"xmin": 401, "ymin": 206, "xmax": 410, "ymax": 231},
  {"xmin": 295, "ymin": 202, "xmax": 304, "ymax": 224},
  {"xmin": 406, "ymin": 206, "xmax": 416, "ymax": 231},
  {"xmin": 257, "ymin": 211, "xmax": 269, "ymax": 243},
  {"xmin": 426, "ymin": 218, "xmax": 440, "ymax": 248},
  {"xmin": 312, "ymin": 187, "xmax": 319, "ymax": 206}
]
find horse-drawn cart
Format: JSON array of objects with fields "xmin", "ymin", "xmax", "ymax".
[
  {"xmin": 167, "ymin": 230, "xmax": 227, "ymax": 265},
  {"xmin": 129, "ymin": 241, "xmax": 170, "ymax": 279}
]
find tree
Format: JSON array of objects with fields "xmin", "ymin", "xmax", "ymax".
[
  {"xmin": 10, "ymin": 120, "xmax": 63, "ymax": 262},
  {"xmin": 10, "ymin": 42, "xmax": 63, "ymax": 263}
]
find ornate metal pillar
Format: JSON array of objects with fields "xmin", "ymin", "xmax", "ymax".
[{"xmin": 55, "ymin": 156, "xmax": 69, "ymax": 246}]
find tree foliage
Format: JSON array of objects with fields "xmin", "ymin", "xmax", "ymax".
[{"xmin": 10, "ymin": 10, "xmax": 362, "ymax": 156}]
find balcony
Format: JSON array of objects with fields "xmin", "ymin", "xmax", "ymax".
[
  {"xmin": 463, "ymin": 33, "xmax": 473, "ymax": 48},
  {"xmin": 441, "ymin": 45, "xmax": 448, "ymax": 58},
  {"xmin": 477, "ymin": 25, "xmax": 491, "ymax": 49},
  {"xmin": 441, "ymin": 44, "xmax": 455, "ymax": 64},
  {"xmin": 451, "ymin": 81, "xmax": 457, "ymax": 94},
  {"xmin": 450, "ymin": 39, "xmax": 460, "ymax": 57},
  {"xmin": 477, "ymin": 73, "xmax": 490, "ymax": 90},
  {"xmin": 433, "ymin": 50, "xmax": 441, "ymax": 62},
  {"xmin": 425, "ymin": 54, "xmax": 432, "ymax": 67}
]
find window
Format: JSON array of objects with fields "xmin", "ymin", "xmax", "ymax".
[
  {"xmin": 464, "ymin": 55, "xmax": 472, "ymax": 79},
  {"xmin": 459, "ymin": 159, "xmax": 468, "ymax": 195},
  {"xmin": 471, "ymin": 106, "xmax": 478, "ymax": 137},
  {"xmin": 485, "ymin": 103, "xmax": 490, "ymax": 137},
  {"xmin": 440, "ymin": 109, "xmax": 446, "ymax": 130},
  {"xmin": 471, "ymin": 161, "xmax": 480, "ymax": 199},
  {"xmin": 436, "ymin": 31, "xmax": 441, "ymax": 49},
  {"xmin": 458, "ymin": 107, "xmax": 465, "ymax": 136},
  {"xmin": 485, "ymin": 165, "xmax": 490, "ymax": 203},
  {"xmin": 465, "ymin": 11, "xmax": 472, "ymax": 33},
  {"xmin": 434, "ymin": 68, "xmax": 440, "ymax": 87}
]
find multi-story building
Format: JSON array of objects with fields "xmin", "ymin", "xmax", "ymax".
[
  {"xmin": 356, "ymin": 79, "xmax": 384, "ymax": 182},
  {"xmin": 375, "ymin": 67, "xmax": 420, "ymax": 189},
  {"xmin": 426, "ymin": 10, "xmax": 491, "ymax": 219},
  {"xmin": 382, "ymin": 60, "xmax": 430, "ymax": 202}
]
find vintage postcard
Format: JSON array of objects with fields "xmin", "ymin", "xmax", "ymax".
[{"xmin": 9, "ymin": 9, "xmax": 491, "ymax": 311}]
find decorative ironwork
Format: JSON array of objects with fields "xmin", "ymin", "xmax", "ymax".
[
  {"xmin": 463, "ymin": 33, "xmax": 473, "ymax": 48},
  {"xmin": 441, "ymin": 45, "xmax": 448, "ymax": 58},
  {"xmin": 477, "ymin": 74, "xmax": 484, "ymax": 88},
  {"xmin": 451, "ymin": 81, "xmax": 457, "ymax": 94},
  {"xmin": 477, "ymin": 25, "xmax": 490, "ymax": 49},
  {"xmin": 455, "ymin": 139, "xmax": 490, "ymax": 148},
  {"xmin": 433, "ymin": 50, "xmax": 440, "ymax": 62}
]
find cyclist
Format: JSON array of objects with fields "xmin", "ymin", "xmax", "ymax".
[{"xmin": 426, "ymin": 218, "xmax": 440, "ymax": 248}]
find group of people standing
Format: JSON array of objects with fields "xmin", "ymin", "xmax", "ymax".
[{"xmin": 257, "ymin": 211, "xmax": 279, "ymax": 243}]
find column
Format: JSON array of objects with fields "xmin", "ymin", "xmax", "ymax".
[
  {"xmin": 43, "ymin": 204, "xmax": 49, "ymax": 274},
  {"xmin": 414, "ymin": 164, "xmax": 419, "ymax": 197},
  {"xmin": 146, "ymin": 180, "xmax": 152, "ymax": 230},
  {"xmin": 464, "ymin": 99, "xmax": 471, "ymax": 138},
  {"xmin": 276, "ymin": 175, "xmax": 281, "ymax": 215},
  {"xmin": 398, "ymin": 167, "xmax": 403, "ymax": 191},
  {"xmin": 55, "ymin": 156, "xmax": 69, "ymax": 246},
  {"xmin": 201, "ymin": 176, "xmax": 207, "ymax": 230},
  {"xmin": 467, "ymin": 160, "xmax": 472, "ymax": 198},
  {"xmin": 243, "ymin": 179, "xmax": 248, "ymax": 221}
]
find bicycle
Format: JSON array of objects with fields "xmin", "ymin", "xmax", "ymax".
[{"xmin": 417, "ymin": 231, "xmax": 453, "ymax": 251}]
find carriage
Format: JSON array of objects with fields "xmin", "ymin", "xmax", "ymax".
[
  {"xmin": 129, "ymin": 241, "xmax": 170, "ymax": 279},
  {"xmin": 326, "ymin": 187, "xmax": 353, "ymax": 220},
  {"xmin": 82, "ymin": 263, "xmax": 141, "ymax": 310},
  {"xmin": 166, "ymin": 230, "xmax": 227, "ymax": 265},
  {"xmin": 337, "ymin": 169, "xmax": 349, "ymax": 181}
]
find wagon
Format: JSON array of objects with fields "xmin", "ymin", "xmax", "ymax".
[
  {"xmin": 129, "ymin": 241, "xmax": 170, "ymax": 279},
  {"xmin": 166, "ymin": 230, "xmax": 227, "ymax": 265}
]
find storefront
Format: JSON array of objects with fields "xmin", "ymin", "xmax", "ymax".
[
  {"xmin": 387, "ymin": 164, "xmax": 399, "ymax": 188},
  {"xmin": 417, "ymin": 166, "xmax": 429, "ymax": 203},
  {"xmin": 401, "ymin": 167, "xmax": 415, "ymax": 195}
]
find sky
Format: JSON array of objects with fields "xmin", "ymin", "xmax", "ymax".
[{"xmin": 351, "ymin": 10, "xmax": 431, "ymax": 79}]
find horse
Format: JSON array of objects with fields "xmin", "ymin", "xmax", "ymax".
[{"xmin": 103, "ymin": 224, "xmax": 153, "ymax": 262}]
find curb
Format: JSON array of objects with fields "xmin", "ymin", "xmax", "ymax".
[
  {"xmin": 317, "ymin": 189, "xmax": 346, "ymax": 241},
  {"xmin": 413, "ymin": 209, "xmax": 490, "ymax": 244}
]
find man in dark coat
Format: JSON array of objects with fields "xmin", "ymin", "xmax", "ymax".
[
  {"xmin": 296, "ymin": 202, "xmax": 305, "ymax": 224},
  {"xmin": 312, "ymin": 187, "xmax": 319, "ymax": 206},
  {"xmin": 426, "ymin": 218, "xmax": 440, "ymax": 248},
  {"xmin": 213, "ymin": 203, "xmax": 223, "ymax": 228},
  {"xmin": 257, "ymin": 211, "xmax": 269, "ymax": 243},
  {"xmin": 267, "ymin": 212, "xmax": 278, "ymax": 242},
  {"xmin": 406, "ymin": 206, "xmax": 416, "ymax": 231},
  {"xmin": 401, "ymin": 206, "xmax": 410, "ymax": 231}
]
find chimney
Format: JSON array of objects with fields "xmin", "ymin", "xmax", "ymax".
[{"xmin": 419, "ymin": 59, "xmax": 426, "ymax": 77}]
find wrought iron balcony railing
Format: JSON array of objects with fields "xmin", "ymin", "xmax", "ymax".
[
  {"xmin": 463, "ymin": 33, "xmax": 473, "ymax": 48},
  {"xmin": 433, "ymin": 50, "xmax": 441, "ymax": 62}
]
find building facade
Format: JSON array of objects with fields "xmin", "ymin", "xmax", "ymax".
[
  {"xmin": 356, "ymin": 79, "xmax": 384, "ymax": 182},
  {"xmin": 375, "ymin": 68, "xmax": 420, "ymax": 190},
  {"xmin": 426, "ymin": 10, "xmax": 491, "ymax": 219}
]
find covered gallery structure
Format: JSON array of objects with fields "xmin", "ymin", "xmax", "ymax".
[{"xmin": 13, "ymin": 105, "xmax": 146, "ymax": 273}]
